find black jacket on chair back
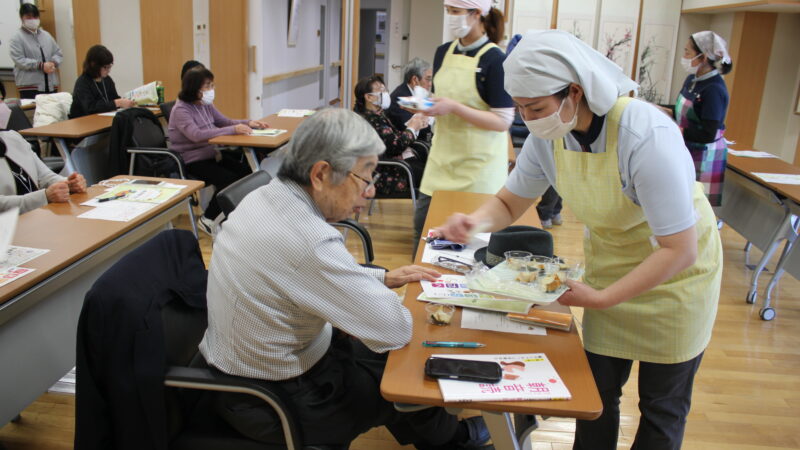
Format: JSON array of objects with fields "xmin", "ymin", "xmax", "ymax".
[{"xmin": 74, "ymin": 229, "xmax": 207, "ymax": 450}]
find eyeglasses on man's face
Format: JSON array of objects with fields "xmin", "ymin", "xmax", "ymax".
[{"xmin": 348, "ymin": 171, "xmax": 380, "ymax": 194}]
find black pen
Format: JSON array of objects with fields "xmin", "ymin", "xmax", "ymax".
[{"xmin": 98, "ymin": 193, "xmax": 126, "ymax": 203}]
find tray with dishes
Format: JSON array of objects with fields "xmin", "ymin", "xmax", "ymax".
[
  {"xmin": 397, "ymin": 96, "xmax": 434, "ymax": 112},
  {"xmin": 465, "ymin": 253, "xmax": 583, "ymax": 305}
]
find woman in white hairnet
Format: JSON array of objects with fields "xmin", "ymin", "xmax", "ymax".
[
  {"xmin": 436, "ymin": 30, "xmax": 723, "ymax": 450},
  {"xmin": 661, "ymin": 31, "xmax": 732, "ymax": 207},
  {"xmin": 412, "ymin": 0, "xmax": 513, "ymax": 247}
]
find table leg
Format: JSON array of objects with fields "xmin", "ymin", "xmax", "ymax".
[
  {"xmin": 746, "ymin": 212, "xmax": 794, "ymax": 304},
  {"xmin": 244, "ymin": 147, "xmax": 259, "ymax": 172},
  {"xmin": 53, "ymin": 138, "xmax": 76, "ymax": 174},
  {"xmin": 761, "ymin": 219, "xmax": 800, "ymax": 320},
  {"xmin": 482, "ymin": 411, "xmax": 528, "ymax": 450}
]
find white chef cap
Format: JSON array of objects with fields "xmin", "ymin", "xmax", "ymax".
[{"xmin": 503, "ymin": 30, "xmax": 639, "ymax": 116}]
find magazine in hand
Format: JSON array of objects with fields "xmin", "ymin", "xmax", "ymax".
[{"xmin": 433, "ymin": 353, "xmax": 571, "ymax": 402}]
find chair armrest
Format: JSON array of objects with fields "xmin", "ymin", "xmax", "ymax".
[
  {"xmin": 376, "ymin": 160, "xmax": 416, "ymax": 207},
  {"xmin": 164, "ymin": 366, "xmax": 303, "ymax": 450},
  {"xmin": 332, "ymin": 218, "xmax": 374, "ymax": 263},
  {"xmin": 127, "ymin": 147, "xmax": 186, "ymax": 179}
]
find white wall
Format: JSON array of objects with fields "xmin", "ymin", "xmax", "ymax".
[
  {"xmin": 327, "ymin": 1, "xmax": 342, "ymax": 102},
  {"xmin": 408, "ymin": 0, "xmax": 444, "ymax": 65},
  {"xmin": 386, "ymin": 0, "xmax": 410, "ymax": 90},
  {"xmin": 99, "ymin": 0, "xmax": 143, "ymax": 93},
  {"xmin": 753, "ymin": 13, "xmax": 800, "ymax": 161},
  {"xmin": 260, "ymin": 0, "xmax": 331, "ymax": 114},
  {"xmin": 52, "ymin": 0, "xmax": 77, "ymax": 93}
]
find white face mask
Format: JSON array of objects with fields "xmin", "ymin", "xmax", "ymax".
[
  {"xmin": 524, "ymin": 96, "xmax": 579, "ymax": 141},
  {"xmin": 23, "ymin": 18, "xmax": 40, "ymax": 31},
  {"xmin": 370, "ymin": 92, "xmax": 391, "ymax": 110},
  {"xmin": 447, "ymin": 13, "xmax": 472, "ymax": 39},
  {"xmin": 412, "ymin": 85, "xmax": 429, "ymax": 99},
  {"xmin": 201, "ymin": 89, "xmax": 215, "ymax": 105},
  {"xmin": 681, "ymin": 54, "xmax": 702, "ymax": 75}
]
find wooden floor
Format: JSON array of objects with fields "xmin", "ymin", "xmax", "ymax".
[{"xmin": 2, "ymin": 199, "xmax": 799, "ymax": 449}]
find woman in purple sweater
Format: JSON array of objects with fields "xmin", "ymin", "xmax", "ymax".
[{"xmin": 168, "ymin": 68, "xmax": 268, "ymax": 235}]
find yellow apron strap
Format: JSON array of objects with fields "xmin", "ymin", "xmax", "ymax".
[{"xmin": 605, "ymin": 96, "xmax": 633, "ymax": 147}]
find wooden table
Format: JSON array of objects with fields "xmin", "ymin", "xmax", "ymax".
[
  {"xmin": 208, "ymin": 114, "xmax": 306, "ymax": 172},
  {"xmin": 381, "ymin": 191, "xmax": 602, "ymax": 450},
  {"xmin": 719, "ymin": 155, "xmax": 800, "ymax": 320},
  {"xmin": 0, "ymin": 176, "xmax": 203, "ymax": 426},
  {"xmin": 19, "ymin": 107, "xmax": 162, "ymax": 175}
]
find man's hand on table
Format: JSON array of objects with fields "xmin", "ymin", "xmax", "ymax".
[{"xmin": 385, "ymin": 265, "xmax": 441, "ymax": 289}]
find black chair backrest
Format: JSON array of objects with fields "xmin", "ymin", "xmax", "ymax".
[
  {"xmin": 217, "ymin": 170, "xmax": 273, "ymax": 217},
  {"xmin": 131, "ymin": 116, "xmax": 168, "ymax": 148},
  {"xmin": 3, "ymin": 104, "xmax": 33, "ymax": 131},
  {"xmin": 160, "ymin": 101, "xmax": 176, "ymax": 123}
]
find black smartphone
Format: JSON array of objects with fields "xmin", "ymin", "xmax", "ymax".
[{"xmin": 424, "ymin": 357, "xmax": 502, "ymax": 383}]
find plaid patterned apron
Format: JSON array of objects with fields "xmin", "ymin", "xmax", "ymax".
[{"xmin": 675, "ymin": 93, "xmax": 727, "ymax": 207}]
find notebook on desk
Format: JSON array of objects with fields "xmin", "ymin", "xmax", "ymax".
[
  {"xmin": 434, "ymin": 353, "xmax": 571, "ymax": 402},
  {"xmin": 251, "ymin": 128, "xmax": 287, "ymax": 137}
]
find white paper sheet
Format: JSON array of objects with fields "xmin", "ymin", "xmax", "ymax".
[
  {"xmin": 97, "ymin": 111, "xmax": 117, "ymax": 117},
  {"xmin": 251, "ymin": 128, "xmax": 287, "ymax": 137},
  {"xmin": 0, "ymin": 266, "xmax": 35, "ymax": 288},
  {"xmin": 277, "ymin": 109, "xmax": 315, "ymax": 117},
  {"xmin": 752, "ymin": 173, "xmax": 800, "ymax": 185},
  {"xmin": 2, "ymin": 246, "xmax": 49, "ymax": 268},
  {"xmin": 78, "ymin": 202, "xmax": 156, "ymax": 222},
  {"xmin": 20, "ymin": 99, "xmax": 35, "ymax": 107},
  {"xmin": 0, "ymin": 208, "xmax": 18, "ymax": 264},
  {"xmin": 461, "ymin": 309, "xmax": 546, "ymax": 336},
  {"xmin": 727, "ymin": 149, "xmax": 777, "ymax": 158}
]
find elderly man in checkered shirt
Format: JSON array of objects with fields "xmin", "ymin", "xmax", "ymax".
[{"xmin": 198, "ymin": 108, "xmax": 493, "ymax": 449}]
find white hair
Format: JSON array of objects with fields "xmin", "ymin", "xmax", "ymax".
[{"xmin": 278, "ymin": 108, "xmax": 385, "ymax": 185}]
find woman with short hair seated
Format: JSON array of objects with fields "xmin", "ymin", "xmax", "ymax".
[
  {"xmin": 69, "ymin": 44, "xmax": 135, "ymax": 119},
  {"xmin": 167, "ymin": 68, "xmax": 268, "ymax": 235},
  {"xmin": 0, "ymin": 131, "xmax": 86, "ymax": 213},
  {"xmin": 353, "ymin": 75, "xmax": 428, "ymax": 198}
]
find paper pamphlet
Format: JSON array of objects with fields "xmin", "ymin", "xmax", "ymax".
[
  {"xmin": 417, "ymin": 293, "xmax": 532, "ymax": 314},
  {"xmin": 251, "ymin": 128, "xmax": 287, "ymax": 137},
  {"xmin": 2, "ymin": 246, "xmax": 49, "ymax": 267},
  {"xmin": 0, "ymin": 208, "xmax": 18, "ymax": 264},
  {"xmin": 434, "ymin": 353, "xmax": 571, "ymax": 402},
  {"xmin": 752, "ymin": 173, "xmax": 800, "ymax": 185},
  {"xmin": 277, "ymin": 109, "xmax": 315, "ymax": 117},
  {"xmin": 460, "ymin": 309, "xmax": 546, "ymax": 336},
  {"xmin": 124, "ymin": 81, "xmax": 159, "ymax": 105},
  {"xmin": 91, "ymin": 184, "xmax": 181, "ymax": 204},
  {"xmin": 727, "ymin": 149, "xmax": 777, "ymax": 158},
  {"xmin": 78, "ymin": 201, "xmax": 156, "ymax": 222},
  {"xmin": 0, "ymin": 267, "xmax": 36, "ymax": 288}
]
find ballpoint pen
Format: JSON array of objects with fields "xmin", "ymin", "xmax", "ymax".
[
  {"xmin": 98, "ymin": 192, "xmax": 127, "ymax": 202},
  {"xmin": 422, "ymin": 341, "xmax": 485, "ymax": 348}
]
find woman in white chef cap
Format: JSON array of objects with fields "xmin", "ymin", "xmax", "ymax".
[
  {"xmin": 412, "ymin": 0, "xmax": 514, "ymax": 249},
  {"xmin": 436, "ymin": 30, "xmax": 723, "ymax": 450},
  {"xmin": 662, "ymin": 31, "xmax": 732, "ymax": 208}
]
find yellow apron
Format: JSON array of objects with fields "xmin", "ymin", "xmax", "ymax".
[
  {"xmin": 553, "ymin": 97, "xmax": 722, "ymax": 364},
  {"xmin": 420, "ymin": 40, "xmax": 509, "ymax": 196}
]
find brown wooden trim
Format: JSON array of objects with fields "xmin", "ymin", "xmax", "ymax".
[
  {"xmin": 330, "ymin": 60, "xmax": 342, "ymax": 68},
  {"xmin": 72, "ymin": 0, "xmax": 101, "ymax": 78},
  {"xmin": 550, "ymin": 0, "xmax": 559, "ymax": 29},
  {"xmin": 794, "ymin": 134, "xmax": 800, "ymax": 166},
  {"xmin": 350, "ymin": 0, "xmax": 361, "ymax": 107},
  {"xmin": 339, "ymin": 0, "xmax": 347, "ymax": 107},
  {"xmin": 630, "ymin": 0, "xmax": 645, "ymax": 79},
  {"xmin": 140, "ymin": 0, "xmax": 194, "ymax": 101},
  {"xmin": 329, "ymin": 97, "xmax": 342, "ymax": 106},
  {"xmin": 682, "ymin": 0, "xmax": 799, "ymax": 13},
  {"xmin": 724, "ymin": 12, "xmax": 778, "ymax": 149},
  {"xmin": 262, "ymin": 65, "xmax": 324, "ymax": 85}
]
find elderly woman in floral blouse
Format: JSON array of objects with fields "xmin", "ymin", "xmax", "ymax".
[{"xmin": 353, "ymin": 75, "xmax": 428, "ymax": 197}]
